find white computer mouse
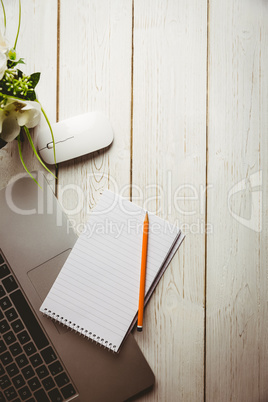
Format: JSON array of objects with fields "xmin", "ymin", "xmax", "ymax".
[{"xmin": 37, "ymin": 111, "xmax": 114, "ymax": 164}]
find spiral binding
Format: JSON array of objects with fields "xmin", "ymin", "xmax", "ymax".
[{"xmin": 42, "ymin": 308, "xmax": 117, "ymax": 352}]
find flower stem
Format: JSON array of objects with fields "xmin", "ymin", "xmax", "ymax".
[
  {"xmin": 17, "ymin": 131, "xmax": 41, "ymax": 188},
  {"xmin": 36, "ymin": 100, "xmax": 57, "ymax": 166},
  {"xmin": 14, "ymin": 0, "xmax": 21, "ymax": 50},
  {"xmin": 0, "ymin": 92, "xmax": 30, "ymax": 103},
  {"xmin": 23, "ymin": 126, "xmax": 56, "ymax": 179},
  {"xmin": 0, "ymin": 0, "xmax": 6, "ymax": 33}
]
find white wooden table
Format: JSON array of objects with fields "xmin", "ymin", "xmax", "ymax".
[{"xmin": 1, "ymin": 1, "xmax": 267, "ymax": 401}]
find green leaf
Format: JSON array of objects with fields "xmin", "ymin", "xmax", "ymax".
[
  {"xmin": 29, "ymin": 72, "xmax": 41, "ymax": 88},
  {"xmin": 7, "ymin": 58, "xmax": 25, "ymax": 68},
  {"xmin": 26, "ymin": 90, "xmax": 37, "ymax": 101},
  {"xmin": 17, "ymin": 69, "xmax": 23, "ymax": 79}
]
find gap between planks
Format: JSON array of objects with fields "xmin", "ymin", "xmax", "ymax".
[{"xmin": 204, "ymin": 0, "xmax": 210, "ymax": 401}]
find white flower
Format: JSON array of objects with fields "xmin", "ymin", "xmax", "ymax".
[
  {"xmin": 0, "ymin": 52, "xmax": 7, "ymax": 80},
  {"xmin": 0, "ymin": 29, "xmax": 9, "ymax": 54},
  {"xmin": 0, "ymin": 98, "xmax": 41, "ymax": 142},
  {"xmin": 0, "ymin": 29, "xmax": 9, "ymax": 79}
]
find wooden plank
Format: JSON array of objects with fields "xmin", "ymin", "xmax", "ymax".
[
  {"xmin": 0, "ymin": 0, "xmax": 57, "ymax": 187},
  {"xmin": 132, "ymin": 1, "xmax": 207, "ymax": 400},
  {"xmin": 206, "ymin": 0, "xmax": 268, "ymax": 400},
  {"xmin": 57, "ymin": 0, "xmax": 133, "ymax": 230}
]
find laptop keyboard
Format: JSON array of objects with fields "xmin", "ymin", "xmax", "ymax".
[{"xmin": 0, "ymin": 250, "xmax": 78, "ymax": 402}]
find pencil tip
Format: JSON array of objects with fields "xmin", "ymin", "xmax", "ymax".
[{"xmin": 137, "ymin": 327, "xmax": 143, "ymax": 332}]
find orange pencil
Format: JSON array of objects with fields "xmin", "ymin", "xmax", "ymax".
[{"xmin": 137, "ymin": 212, "xmax": 149, "ymax": 332}]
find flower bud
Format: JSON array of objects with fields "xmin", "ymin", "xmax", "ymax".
[{"xmin": 8, "ymin": 49, "xmax": 17, "ymax": 61}]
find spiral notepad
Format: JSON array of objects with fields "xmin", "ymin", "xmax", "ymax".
[{"xmin": 40, "ymin": 190, "xmax": 184, "ymax": 352}]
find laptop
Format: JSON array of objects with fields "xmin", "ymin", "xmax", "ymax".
[{"xmin": 0, "ymin": 172, "xmax": 154, "ymax": 402}]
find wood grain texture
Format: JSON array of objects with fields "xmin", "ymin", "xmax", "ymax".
[
  {"xmin": 0, "ymin": 0, "xmax": 57, "ymax": 188},
  {"xmin": 132, "ymin": 1, "xmax": 207, "ymax": 400},
  {"xmin": 57, "ymin": 0, "xmax": 133, "ymax": 230},
  {"xmin": 1, "ymin": 1, "xmax": 267, "ymax": 401},
  {"xmin": 206, "ymin": 0, "xmax": 268, "ymax": 400}
]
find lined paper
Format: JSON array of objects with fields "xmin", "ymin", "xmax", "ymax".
[{"xmin": 40, "ymin": 190, "xmax": 184, "ymax": 352}]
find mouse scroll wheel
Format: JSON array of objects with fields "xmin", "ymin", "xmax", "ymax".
[{"xmin": 47, "ymin": 142, "xmax": 54, "ymax": 149}]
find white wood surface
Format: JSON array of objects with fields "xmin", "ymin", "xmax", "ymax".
[
  {"xmin": 132, "ymin": 1, "xmax": 207, "ymax": 400},
  {"xmin": 57, "ymin": 0, "xmax": 133, "ymax": 227},
  {"xmin": 1, "ymin": 1, "xmax": 267, "ymax": 401},
  {"xmin": 206, "ymin": 1, "xmax": 268, "ymax": 401}
]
